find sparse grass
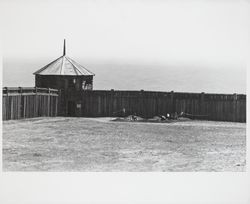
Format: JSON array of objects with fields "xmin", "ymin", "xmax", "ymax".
[{"xmin": 2, "ymin": 117, "xmax": 246, "ymax": 171}]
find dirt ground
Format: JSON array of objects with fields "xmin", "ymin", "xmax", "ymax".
[{"xmin": 2, "ymin": 117, "xmax": 246, "ymax": 171}]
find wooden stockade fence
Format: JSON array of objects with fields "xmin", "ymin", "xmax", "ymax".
[
  {"xmin": 64, "ymin": 90, "xmax": 246, "ymax": 122},
  {"xmin": 2, "ymin": 88, "xmax": 246, "ymax": 122},
  {"xmin": 2, "ymin": 87, "xmax": 59, "ymax": 120}
]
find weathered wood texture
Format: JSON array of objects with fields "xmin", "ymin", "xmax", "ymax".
[
  {"xmin": 3, "ymin": 88, "xmax": 246, "ymax": 122},
  {"xmin": 2, "ymin": 87, "xmax": 58, "ymax": 121},
  {"xmin": 62, "ymin": 90, "xmax": 246, "ymax": 122}
]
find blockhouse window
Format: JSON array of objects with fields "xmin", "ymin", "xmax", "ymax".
[
  {"xmin": 82, "ymin": 80, "xmax": 86, "ymax": 90},
  {"xmin": 68, "ymin": 78, "xmax": 76, "ymax": 89}
]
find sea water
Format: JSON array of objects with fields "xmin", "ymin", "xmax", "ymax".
[{"xmin": 2, "ymin": 58, "xmax": 246, "ymax": 94}]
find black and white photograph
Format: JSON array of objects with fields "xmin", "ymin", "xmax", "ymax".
[{"xmin": 0, "ymin": 0, "xmax": 249, "ymax": 203}]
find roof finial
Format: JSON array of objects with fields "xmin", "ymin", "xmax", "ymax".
[{"xmin": 63, "ymin": 39, "xmax": 66, "ymax": 56}]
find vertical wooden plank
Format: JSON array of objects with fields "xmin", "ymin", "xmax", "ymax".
[
  {"xmin": 13, "ymin": 96, "xmax": 16, "ymax": 119},
  {"xmin": 233, "ymin": 93, "xmax": 237, "ymax": 122},
  {"xmin": 56, "ymin": 95, "xmax": 58, "ymax": 116},
  {"xmin": 5, "ymin": 93, "xmax": 7, "ymax": 120},
  {"xmin": 49, "ymin": 89, "xmax": 51, "ymax": 116},
  {"xmin": 2, "ymin": 96, "xmax": 5, "ymax": 120},
  {"xmin": 11, "ymin": 96, "xmax": 13, "ymax": 120}
]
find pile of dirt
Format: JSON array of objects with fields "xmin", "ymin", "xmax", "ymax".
[
  {"xmin": 147, "ymin": 116, "xmax": 171, "ymax": 123},
  {"xmin": 112, "ymin": 115, "xmax": 191, "ymax": 123},
  {"xmin": 113, "ymin": 115, "xmax": 146, "ymax": 122},
  {"xmin": 177, "ymin": 117, "xmax": 192, "ymax": 121}
]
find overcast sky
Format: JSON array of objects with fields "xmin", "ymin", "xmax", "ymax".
[{"xmin": 1, "ymin": 0, "xmax": 248, "ymax": 93}]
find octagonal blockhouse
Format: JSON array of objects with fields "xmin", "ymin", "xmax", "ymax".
[{"xmin": 33, "ymin": 40, "xmax": 95, "ymax": 116}]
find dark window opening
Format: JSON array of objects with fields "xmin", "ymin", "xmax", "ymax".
[{"xmin": 68, "ymin": 78, "xmax": 76, "ymax": 89}]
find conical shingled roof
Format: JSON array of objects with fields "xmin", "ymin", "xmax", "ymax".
[{"xmin": 33, "ymin": 40, "xmax": 95, "ymax": 76}]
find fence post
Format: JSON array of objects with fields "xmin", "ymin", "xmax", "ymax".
[
  {"xmin": 3, "ymin": 87, "xmax": 8, "ymax": 120},
  {"xmin": 33, "ymin": 87, "xmax": 37, "ymax": 117},
  {"xmin": 140, "ymin": 89, "xmax": 145, "ymax": 117},
  {"xmin": 110, "ymin": 89, "xmax": 114, "ymax": 117},
  {"xmin": 48, "ymin": 88, "xmax": 50, "ymax": 116},
  {"xmin": 233, "ymin": 93, "xmax": 237, "ymax": 122},
  {"xmin": 18, "ymin": 87, "xmax": 23, "ymax": 119},
  {"xmin": 201, "ymin": 92, "xmax": 205, "ymax": 117},
  {"xmin": 56, "ymin": 89, "xmax": 60, "ymax": 116},
  {"xmin": 171, "ymin": 90, "xmax": 175, "ymax": 113}
]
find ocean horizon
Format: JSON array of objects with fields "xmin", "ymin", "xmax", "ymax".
[{"xmin": 2, "ymin": 58, "xmax": 246, "ymax": 94}]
